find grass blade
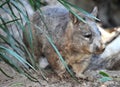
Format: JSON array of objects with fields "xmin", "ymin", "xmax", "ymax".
[{"xmin": 0, "ymin": 46, "xmax": 35, "ymax": 70}]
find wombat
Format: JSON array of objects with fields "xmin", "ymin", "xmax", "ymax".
[{"xmin": 23, "ymin": 5, "xmax": 105, "ymax": 79}]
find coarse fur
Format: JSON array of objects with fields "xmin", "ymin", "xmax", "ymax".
[{"xmin": 23, "ymin": 5, "xmax": 105, "ymax": 79}]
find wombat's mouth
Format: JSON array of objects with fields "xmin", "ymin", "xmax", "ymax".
[
  {"xmin": 94, "ymin": 47, "xmax": 105, "ymax": 54},
  {"xmin": 89, "ymin": 43, "xmax": 106, "ymax": 55},
  {"xmin": 84, "ymin": 47, "xmax": 105, "ymax": 55}
]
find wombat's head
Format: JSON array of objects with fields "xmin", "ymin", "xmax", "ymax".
[{"xmin": 64, "ymin": 7, "xmax": 105, "ymax": 54}]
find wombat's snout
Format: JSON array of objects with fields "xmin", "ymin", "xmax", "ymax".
[{"xmin": 95, "ymin": 43, "xmax": 105, "ymax": 54}]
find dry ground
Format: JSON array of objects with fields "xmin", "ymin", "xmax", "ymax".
[{"xmin": 1, "ymin": 62, "xmax": 120, "ymax": 87}]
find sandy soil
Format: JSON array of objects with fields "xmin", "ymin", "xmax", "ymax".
[{"xmin": 0, "ymin": 62, "xmax": 120, "ymax": 87}]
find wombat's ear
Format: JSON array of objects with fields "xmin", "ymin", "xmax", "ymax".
[
  {"xmin": 91, "ymin": 6, "xmax": 98, "ymax": 17},
  {"xmin": 69, "ymin": 13, "xmax": 79, "ymax": 24}
]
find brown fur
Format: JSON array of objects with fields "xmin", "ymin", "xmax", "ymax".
[{"xmin": 23, "ymin": 5, "xmax": 105, "ymax": 79}]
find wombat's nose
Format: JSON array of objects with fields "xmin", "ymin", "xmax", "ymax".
[{"xmin": 96, "ymin": 44, "xmax": 105, "ymax": 54}]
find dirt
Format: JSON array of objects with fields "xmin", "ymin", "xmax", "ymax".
[{"xmin": 0, "ymin": 62, "xmax": 120, "ymax": 87}]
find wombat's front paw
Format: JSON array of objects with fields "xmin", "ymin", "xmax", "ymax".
[
  {"xmin": 57, "ymin": 72, "xmax": 71, "ymax": 80},
  {"xmin": 76, "ymin": 73, "xmax": 87, "ymax": 79},
  {"xmin": 55, "ymin": 69, "xmax": 69, "ymax": 80}
]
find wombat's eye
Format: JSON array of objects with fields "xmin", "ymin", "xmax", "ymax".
[{"xmin": 83, "ymin": 33, "xmax": 92, "ymax": 39}]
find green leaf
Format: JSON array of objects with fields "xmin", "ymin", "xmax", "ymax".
[
  {"xmin": 0, "ymin": 52, "xmax": 23, "ymax": 73},
  {"xmin": 0, "ymin": 0, "xmax": 42, "ymax": 83},
  {"xmin": 0, "ymin": 18, "xmax": 20, "ymax": 25},
  {"xmin": 99, "ymin": 71, "xmax": 110, "ymax": 77},
  {"xmin": 0, "ymin": 68, "xmax": 13, "ymax": 78},
  {"xmin": 10, "ymin": 0, "xmax": 29, "ymax": 21},
  {"xmin": 99, "ymin": 77, "xmax": 112, "ymax": 82},
  {"xmin": 0, "ymin": 0, "xmax": 10, "ymax": 8},
  {"xmin": 58, "ymin": 0, "xmax": 86, "ymax": 23},
  {"xmin": 0, "ymin": 46, "xmax": 35, "ymax": 70},
  {"xmin": 61, "ymin": 0, "xmax": 100, "ymax": 21},
  {"xmin": 10, "ymin": 83, "xmax": 23, "ymax": 87},
  {"xmin": 28, "ymin": 0, "xmax": 47, "ymax": 10}
]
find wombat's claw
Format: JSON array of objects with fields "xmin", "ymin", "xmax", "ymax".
[{"xmin": 57, "ymin": 71, "xmax": 70, "ymax": 80}]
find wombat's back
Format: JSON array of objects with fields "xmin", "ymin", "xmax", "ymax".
[{"xmin": 32, "ymin": 5, "xmax": 70, "ymax": 42}]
